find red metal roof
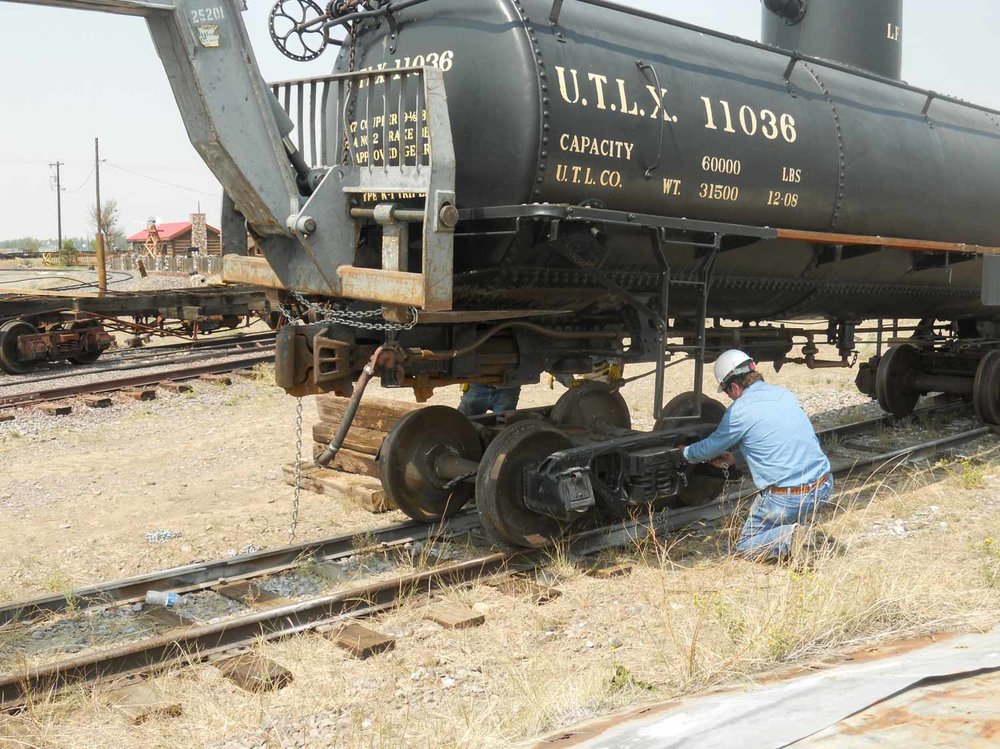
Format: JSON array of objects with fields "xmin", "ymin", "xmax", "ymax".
[{"xmin": 127, "ymin": 221, "xmax": 220, "ymax": 242}]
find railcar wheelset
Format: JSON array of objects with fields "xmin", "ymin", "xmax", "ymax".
[
  {"xmin": 475, "ymin": 421, "xmax": 573, "ymax": 548},
  {"xmin": 0, "ymin": 319, "xmax": 37, "ymax": 375},
  {"xmin": 549, "ymin": 382, "xmax": 632, "ymax": 432},
  {"xmin": 378, "ymin": 406, "xmax": 483, "ymax": 522},
  {"xmin": 973, "ymin": 350, "xmax": 1000, "ymax": 425},
  {"xmin": 655, "ymin": 391, "xmax": 734, "ymax": 507},
  {"xmin": 66, "ymin": 321, "xmax": 103, "ymax": 366},
  {"xmin": 875, "ymin": 344, "xmax": 922, "ymax": 418}
]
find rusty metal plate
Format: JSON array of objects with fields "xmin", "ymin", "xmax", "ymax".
[
  {"xmin": 542, "ymin": 626, "xmax": 1000, "ymax": 749},
  {"xmin": 802, "ymin": 669, "xmax": 1000, "ymax": 747}
]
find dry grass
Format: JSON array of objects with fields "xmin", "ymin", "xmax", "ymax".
[{"xmin": 2, "ymin": 452, "xmax": 998, "ymax": 748}]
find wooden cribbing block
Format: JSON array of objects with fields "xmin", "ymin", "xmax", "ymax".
[
  {"xmin": 200, "ymin": 373, "xmax": 233, "ymax": 386},
  {"xmin": 101, "ymin": 680, "xmax": 182, "ymax": 724},
  {"xmin": 0, "ymin": 414, "xmax": 14, "ymax": 423},
  {"xmin": 489, "ymin": 576, "xmax": 562, "ymax": 605},
  {"xmin": 316, "ymin": 395, "xmax": 422, "ymax": 433},
  {"xmin": 282, "ymin": 463, "xmax": 393, "ymax": 513},
  {"xmin": 310, "ymin": 444, "xmax": 381, "ymax": 480},
  {"xmin": 83, "ymin": 396, "xmax": 112, "ymax": 409},
  {"xmin": 215, "ymin": 654, "xmax": 293, "ymax": 692},
  {"xmin": 423, "ymin": 603, "xmax": 485, "ymax": 630},
  {"xmin": 585, "ymin": 561, "xmax": 633, "ymax": 579},
  {"xmin": 159, "ymin": 381, "xmax": 193, "ymax": 393},
  {"xmin": 326, "ymin": 622, "xmax": 395, "ymax": 659},
  {"xmin": 311, "ymin": 423, "xmax": 386, "ymax": 456},
  {"xmin": 129, "ymin": 388, "xmax": 157, "ymax": 401},
  {"xmin": 214, "ymin": 580, "xmax": 294, "ymax": 608},
  {"xmin": 40, "ymin": 403, "xmax": 71, "ymax": 416}
]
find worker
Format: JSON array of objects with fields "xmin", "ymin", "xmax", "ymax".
[
  {"xmin": 457, "ymin": 383, "xmax": 521, "ymax": 416},
  {"xmin": 681, "ymin": 349, "xmax": 836, "ymax": 561}
]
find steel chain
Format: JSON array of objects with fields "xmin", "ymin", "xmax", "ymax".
[
  {"xmin": 279, "ymin": 290, "xmax": 418, "ymax": 332},
  {"xmin": 289, "ymin": 396, "xmax": 304, "ymax": 542},
  {"xmin": 342, "ymin": 22, "xmax": 358, "ymax": 164}
]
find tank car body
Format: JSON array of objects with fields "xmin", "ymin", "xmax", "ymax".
[{"xmin": 332, "ymin": 0, "xmax": 999, "ymax": 322}]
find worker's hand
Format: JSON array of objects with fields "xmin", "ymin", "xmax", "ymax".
[{"xmin": 710, "ymin": 452, "xmax": 735, "ymax": 468}]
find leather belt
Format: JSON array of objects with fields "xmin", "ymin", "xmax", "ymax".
[{"xmin": 770, "ymin": 473, "xmax": 831, "ymax": 495}]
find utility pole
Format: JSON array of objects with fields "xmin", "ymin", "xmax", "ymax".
[
  {"xmin": 94, "ymin": 138, "xmax": 107, "ymax": 293},
  {"xmin": 49, "ymin": 161, "xmax": 64, "ymax": 255}
]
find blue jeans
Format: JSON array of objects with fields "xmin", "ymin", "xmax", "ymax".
[
  {"xmin": 735, "ymin": 476, "xmax": 834, "ymax": 560},
  {"xmin": 457, "ymin": 384, "xmax": 521, "ymax": 417}
]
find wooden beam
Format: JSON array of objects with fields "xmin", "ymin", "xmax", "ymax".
[{"xmin": 775, "ymin": 227, "xmax": 1000, "ymax": 255}]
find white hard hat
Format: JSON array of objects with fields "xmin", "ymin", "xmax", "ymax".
[{"xmin": 714, "ymin": 349, "xmax": 755, "ymax": 391}]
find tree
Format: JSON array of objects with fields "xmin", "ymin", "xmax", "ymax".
[
  {"xmin": 90, "ymin": 199, "xmax": 127, "ymax": 253},
  {"xmin": 59, "ymin": 239, "xmax": 77, "ymax": 267}
]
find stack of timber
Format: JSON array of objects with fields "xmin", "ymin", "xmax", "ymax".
[{"xmin": 282, "ymin": 395, "xmax": 422, "ymax": 513}]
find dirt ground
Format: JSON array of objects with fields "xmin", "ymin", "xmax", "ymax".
[{"xmin": 0, "ymin": 345, "xmax": 997, "ymax": 748}]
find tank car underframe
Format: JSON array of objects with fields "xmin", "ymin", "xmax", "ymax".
[{"xmin": 276, "ymin": 215, "xmax": 969, "ymax": 542}]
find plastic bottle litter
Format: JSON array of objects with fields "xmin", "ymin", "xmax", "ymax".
[{"xmin": 144, "ymin": 590, "xmax": 181, "ymax": 607}]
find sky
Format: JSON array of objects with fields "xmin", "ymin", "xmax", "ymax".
[{"xmin": 1, "ymin": 0, "xmax": 999, "ymax": 240}]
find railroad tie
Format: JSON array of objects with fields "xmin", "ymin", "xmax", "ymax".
[
  {"xmin": 324, "ymin": 622, "xmax": 396, "ymax": 659},
  {"xmin": 129, "ymin": 388, "xmax": 157, "ymax": 401},
  {"xmin": 0, "ymin": 414, "xmax": 14, "ymax": 423},
  {"xmin": 200, "ymin": 373, "xmax": 233, "ymax": 386},
  {"xmin": 139, "ymin": 604, "xmax": 197, "ymax": 630},
  {"xmin": 39, "ymin": 403, "xmax": 72, "ymax": 416},
  {"xmin": 159, "ymin": 381, "xmax": 193, "ymax": 394},
  {"xmin": 83, "ymin": 396, "xmax": 113, "ymax": 409},
  {"xmin": 585, "ymin": 561, "xmax": 633, "ymax": 579},
  {"xmin": 214, "ymin": 653, "xmax": 293, "ymax": 693},
  {"xmin": 488, "ymin": 575, "xmax": 562, "ymax": 605},
  {"xmin": 214, "ymin": 580, "xmax": 295, "ymax": 609},
  {"xmin": 422, "ymin": 602, "xmax": 485, "ymax": 630},
  {"xmin": 100, "ymin": 679, "xmax": 182, "ymax": 724}
]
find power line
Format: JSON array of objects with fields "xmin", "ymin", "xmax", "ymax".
[
  {"xmin": 66, "ymin": 165, "xmax": 96, "ymax": 194},
  {"xmin": 105, "ymin": 162, "xmax": 218, "ymax": 197}
]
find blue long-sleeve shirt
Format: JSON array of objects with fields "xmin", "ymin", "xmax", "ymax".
[{"xmin": 682, "ymin": 381, "xmax": 831, "ymax": 490}]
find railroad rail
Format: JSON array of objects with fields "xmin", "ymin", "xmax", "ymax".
[
  {"xmin": 0, "ymin": 404, "xmax": 992, "ymax": 708},
  {"xmin": 0, "ymin": 351, "xmax": 274, "ymax": 410},
  {"xmin": 0, "ymin": 332, "xmax": 276, "ymax": 388}
]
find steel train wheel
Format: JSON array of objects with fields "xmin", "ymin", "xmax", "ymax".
[
  {"xmin": 973, "ymin": 350, "xmax": 1000, "ymax": 425},
  {"xmin": 875, "ymin": 344, "xmax": 922, "ymax": 417},
  {"xmin": 67, "ymin": 322, "xmax": 103, "ymax": 366},
  {"xmin": 654, "ymin": 391, "xmax": 731, "ymax": 507},
  {"xmin": 379, "ymin": 406, "xmax": 482, "ymax": 523},
  {"xmin": 0, "ymin": 320, "xmax": 37, "ymax": 375},
  {"xmin": 475, "ymin": 422, "xmax": 571, "ymax": 548},
  {"xmin": 653, "ymin": 391, "xmax": 727, "ymax": 431},
  {"xmin": 550, "ymin": 382, "xmax": 631, "ymax": 431}
]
